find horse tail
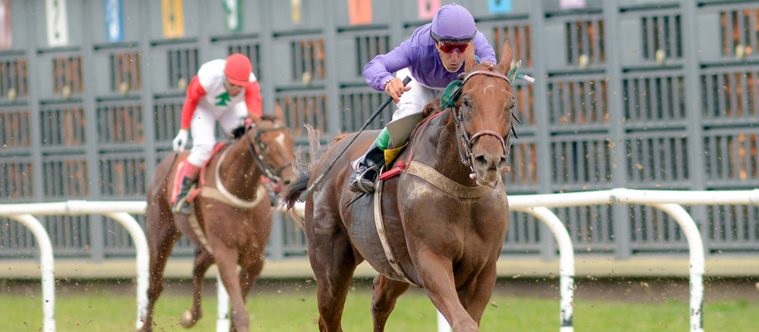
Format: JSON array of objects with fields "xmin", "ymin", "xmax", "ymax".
[
  {"xmin": 282, "ymin": 173, "xmax": 309, "ymax": 210},
  {"xmin": 147, "ymin": 152, "xmax": 179, "ymax": 204},
  {"xmin": 283, "ymin": 124, "xmax": 322, "ymax": 211}
]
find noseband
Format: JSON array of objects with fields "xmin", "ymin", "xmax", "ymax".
[{"xmin": 452, "ymin": 70, "xmax": 514, "ymax": 178}]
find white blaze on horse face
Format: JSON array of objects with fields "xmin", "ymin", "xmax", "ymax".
[
  {"xmin": 274, "ymin": 132, "xmax": 287, "ymax": 150},
  {"xmin": 482, "ymin": 83, "xmax": 496, "ymax": 95}
]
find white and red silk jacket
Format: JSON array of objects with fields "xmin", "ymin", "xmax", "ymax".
[{"xmin": 179, "ymin": 59, "xmax": 263, "ymax": 129}]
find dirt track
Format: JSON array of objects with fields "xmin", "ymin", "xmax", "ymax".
[{"xmin": 3, "ymin": 276, "xmax": 758, "ymax": 304}]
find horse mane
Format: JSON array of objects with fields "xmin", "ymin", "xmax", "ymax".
[
  {"xmin": 422, "ymin": 99, "xmax": 444, "ymax": 117},
  {"xmin": 260, "ymin": 114, "xmax": 278, "ymax": 123},
  {"xmin": 229, "ymin": 115, "xmax": 280, "ymax": 139},
  {"xmin": 332, "ymin": 133, "xmax": 349, "ymax": 143}
]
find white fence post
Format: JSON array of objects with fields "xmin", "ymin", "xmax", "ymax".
[
  {"xmin": 103, "ymin": 212, "xmax": 151, "ymax": 330},
  {"xmin": 649, "ymin": 203, "xmax": 705, "ymax": 332},
  {"xmin": 520, "ymin": 207, "xmax": 576, "ymax": 332},
  {"xmin": 7, "ymin": 214, "xmax": 56, "ymax": 332},
  {"xmin": 216, "ymin": 276, "xmax": 231, "ymax": 331}
]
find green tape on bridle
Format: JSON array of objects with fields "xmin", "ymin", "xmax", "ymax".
[
  {"xmin": 506, "ymin": 59, "xmax": 522, "ymax": 83},
  {"xmin": 440, "ymin": 79, "xmax": 463, "ymax": 109}
]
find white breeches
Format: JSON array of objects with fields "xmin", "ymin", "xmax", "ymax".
[
  {"xmin": 187, "ymin": 102, "xmax": 248, "ymax": 167},
  {"xmin": 392, "ymin": 68, "xmax": 444, "ymax": 121}
]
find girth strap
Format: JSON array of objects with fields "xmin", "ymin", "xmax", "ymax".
[
  {"xmin": 373, "ymin": 180, "xmax": 416, "ymax": 285},
  {"xmin": 188, "ymin": 213, "xmax": 213, "ymax": 254}
]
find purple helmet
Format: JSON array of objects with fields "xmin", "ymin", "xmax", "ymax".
[{"xmin": 430, "ymin": 3, "xmax": 477, "ymax": 42}]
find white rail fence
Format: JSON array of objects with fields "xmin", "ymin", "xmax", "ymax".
[{"xmin": 4, "ymin": 188, "xmax": 759, "ymax": 332}]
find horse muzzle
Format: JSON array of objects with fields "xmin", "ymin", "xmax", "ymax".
[
  {"xmin": 470, "ymin": 134, "xmax": 508, "ymax": 188},
  {"xmin": 473, "ymin": 166, "xmax": 503, "ymax": 189}
]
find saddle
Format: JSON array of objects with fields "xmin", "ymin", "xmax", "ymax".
[
  {"xmin": 185, "ymin": 143, "xmax": 227, "ymax": 203},
  {"xmin": 378, "ymin": 107, "xmax": 445, "ymax": 181}
]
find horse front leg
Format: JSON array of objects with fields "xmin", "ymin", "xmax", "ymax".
[
  {"xmin": 180, "ymin": 248, "xmax": 214, "ymax": 328},
  {"xmin": 416, "ymin": 249, "xmax": 478, "ymax": 332},
  {"xmin": 213, "ymin": 246, "xmax": 248, "ymax": 332},
  {"xmin": 459, "ymin": 262, "xmax": 498, "ymax": 324},
  {"xmin": 238, "ymin": 255, "xmax": 265, "ymax": 301},
  {"xmin": 139, "ymin": 203, "xmax": 181, "ymax": 332},
  {"xmin": 371, "ymin": 275, "xmax": 410, "ymax": 332}
]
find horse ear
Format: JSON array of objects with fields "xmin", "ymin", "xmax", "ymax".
[
  {"xmin": 464, "ymin": 40, "xmax": 477, "ymax": 73},
  {"xmin": 274, "ymin": 101, "xmax": 285, "ymax": 124},
  {"xmin": 496, "ymin": 42, "xmax": 513, "ymax": 75}
]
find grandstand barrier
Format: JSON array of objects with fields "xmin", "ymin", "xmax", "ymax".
[{"xmin": 5, "ymin": 187, "xmax": 759, "ymax": 331}]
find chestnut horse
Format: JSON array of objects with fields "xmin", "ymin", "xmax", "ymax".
[
  {"xmin": 284, "ymin": 43, "xmax": 516, "ymax": 331},
  {"xmin": 139, "ymin": 115, "xmax": 296, "ymax": 332}
]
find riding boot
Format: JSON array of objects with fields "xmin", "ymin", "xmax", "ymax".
[
  {"xmin": 348, "ymin": 142, "xmax": 385, "ymax": 193},
  {"xmin": 171, "ymin": 162, "xmax": 200, "ymax": 215}
]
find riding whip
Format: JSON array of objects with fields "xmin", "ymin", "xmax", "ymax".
[{"xmin": 298, "ymin": 76, "xmax": 411, "ymax": 201}]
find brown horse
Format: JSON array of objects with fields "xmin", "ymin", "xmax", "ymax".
[
  {"xmin": 139, "ymin": 114, "xmax": 296, "ymax": 332},
  {"xmin": 283, "ymin": 43, "xmax": 516, "ymax": 332}
]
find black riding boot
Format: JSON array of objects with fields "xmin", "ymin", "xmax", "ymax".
[
  {"xmin": 348, "ymin": 143, "xmax": 385, "ymax": 193},
  {"xmin": 172, "ymin": 177, "xmax": 196, "ymax": 215}
]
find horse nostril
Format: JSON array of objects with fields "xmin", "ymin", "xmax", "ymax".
[
  {"xmin": 498, "ymin": 156, "xmax": 507, "ymax": 167},
  {"xmin": 474, "ymin": 155, "xmax": 488, "ymax": 167}
]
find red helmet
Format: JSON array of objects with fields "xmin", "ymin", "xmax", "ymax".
[{"xmin": 224, "ymin": 53, "xmax": 252, "ymax": 86}]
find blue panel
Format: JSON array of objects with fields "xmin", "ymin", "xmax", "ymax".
[
  {"xmin": 488, "ymin": 0, "xmax": 511, "ymax": 14},
  {"xmin": 104, "ymin": 0, "xmax": 124, "ymax": 42}
]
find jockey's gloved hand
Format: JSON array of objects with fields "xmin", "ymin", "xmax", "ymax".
[
  {"xmin": 231, "ymin": 126, "xmax": 246, "ymax": 139},
  {"xmin": 172, "ymin": 129, "xmax": 189, "ymax": 152}
]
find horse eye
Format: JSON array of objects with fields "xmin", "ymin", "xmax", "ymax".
[{"xmin": 461, "ymin": 98, "xmax": 471, "ymax": 108}]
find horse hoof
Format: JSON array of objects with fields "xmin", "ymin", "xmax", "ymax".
[{"xmin": 179, "ymin": 310, "xmax": 197, "ymax": 328}]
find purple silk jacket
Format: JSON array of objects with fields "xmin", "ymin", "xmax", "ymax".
[{"xmin": 363, "ymin": 23, "xmax": 496, "ymax": 91}]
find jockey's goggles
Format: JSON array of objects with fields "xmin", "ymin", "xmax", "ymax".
[
  {"xmin": 431, "ymin": 31, "xmax": 473, "ymax": 54},
  {"xmin": 437, "ymin": 41, "xmax": 470, "ymax": 54}
]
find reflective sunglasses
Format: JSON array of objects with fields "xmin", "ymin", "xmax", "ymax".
[{"xmin": 438, "ymin": 42, "xmax": 470, "ymax": 54}]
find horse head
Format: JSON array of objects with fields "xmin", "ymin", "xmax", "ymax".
[
  {"xmin": 453, "ymin": 42, "xmax": 516, "ymax": 188},
  {"xmin": 243, "ymin": 113, "xmax": 296, "ymax": 193}
]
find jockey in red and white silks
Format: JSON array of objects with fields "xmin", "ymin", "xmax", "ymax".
[{"xmin": 170, "ymin": 53, "xmax": 263, "ymax": 214}]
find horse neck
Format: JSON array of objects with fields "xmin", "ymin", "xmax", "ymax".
[
  {"xmin": 411, "ymin": 111, "xmax": 476, "ymax": 185},
  {"xmin": 215, "ymin": 139, "xmax": 263, "ymax": 200}
]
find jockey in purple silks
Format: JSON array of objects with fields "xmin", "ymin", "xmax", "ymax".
[{"xmin": 349, "ymin": 3, "xmax": 497, "ymax": 193}]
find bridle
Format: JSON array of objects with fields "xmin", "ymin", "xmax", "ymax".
[
  {"xmin": 244, "ymin": 124, "xmax": 292, "ymax": 192},
  {"xmin": 451, "ymin": 69, "xmax": 516, "ymax": 178}
]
